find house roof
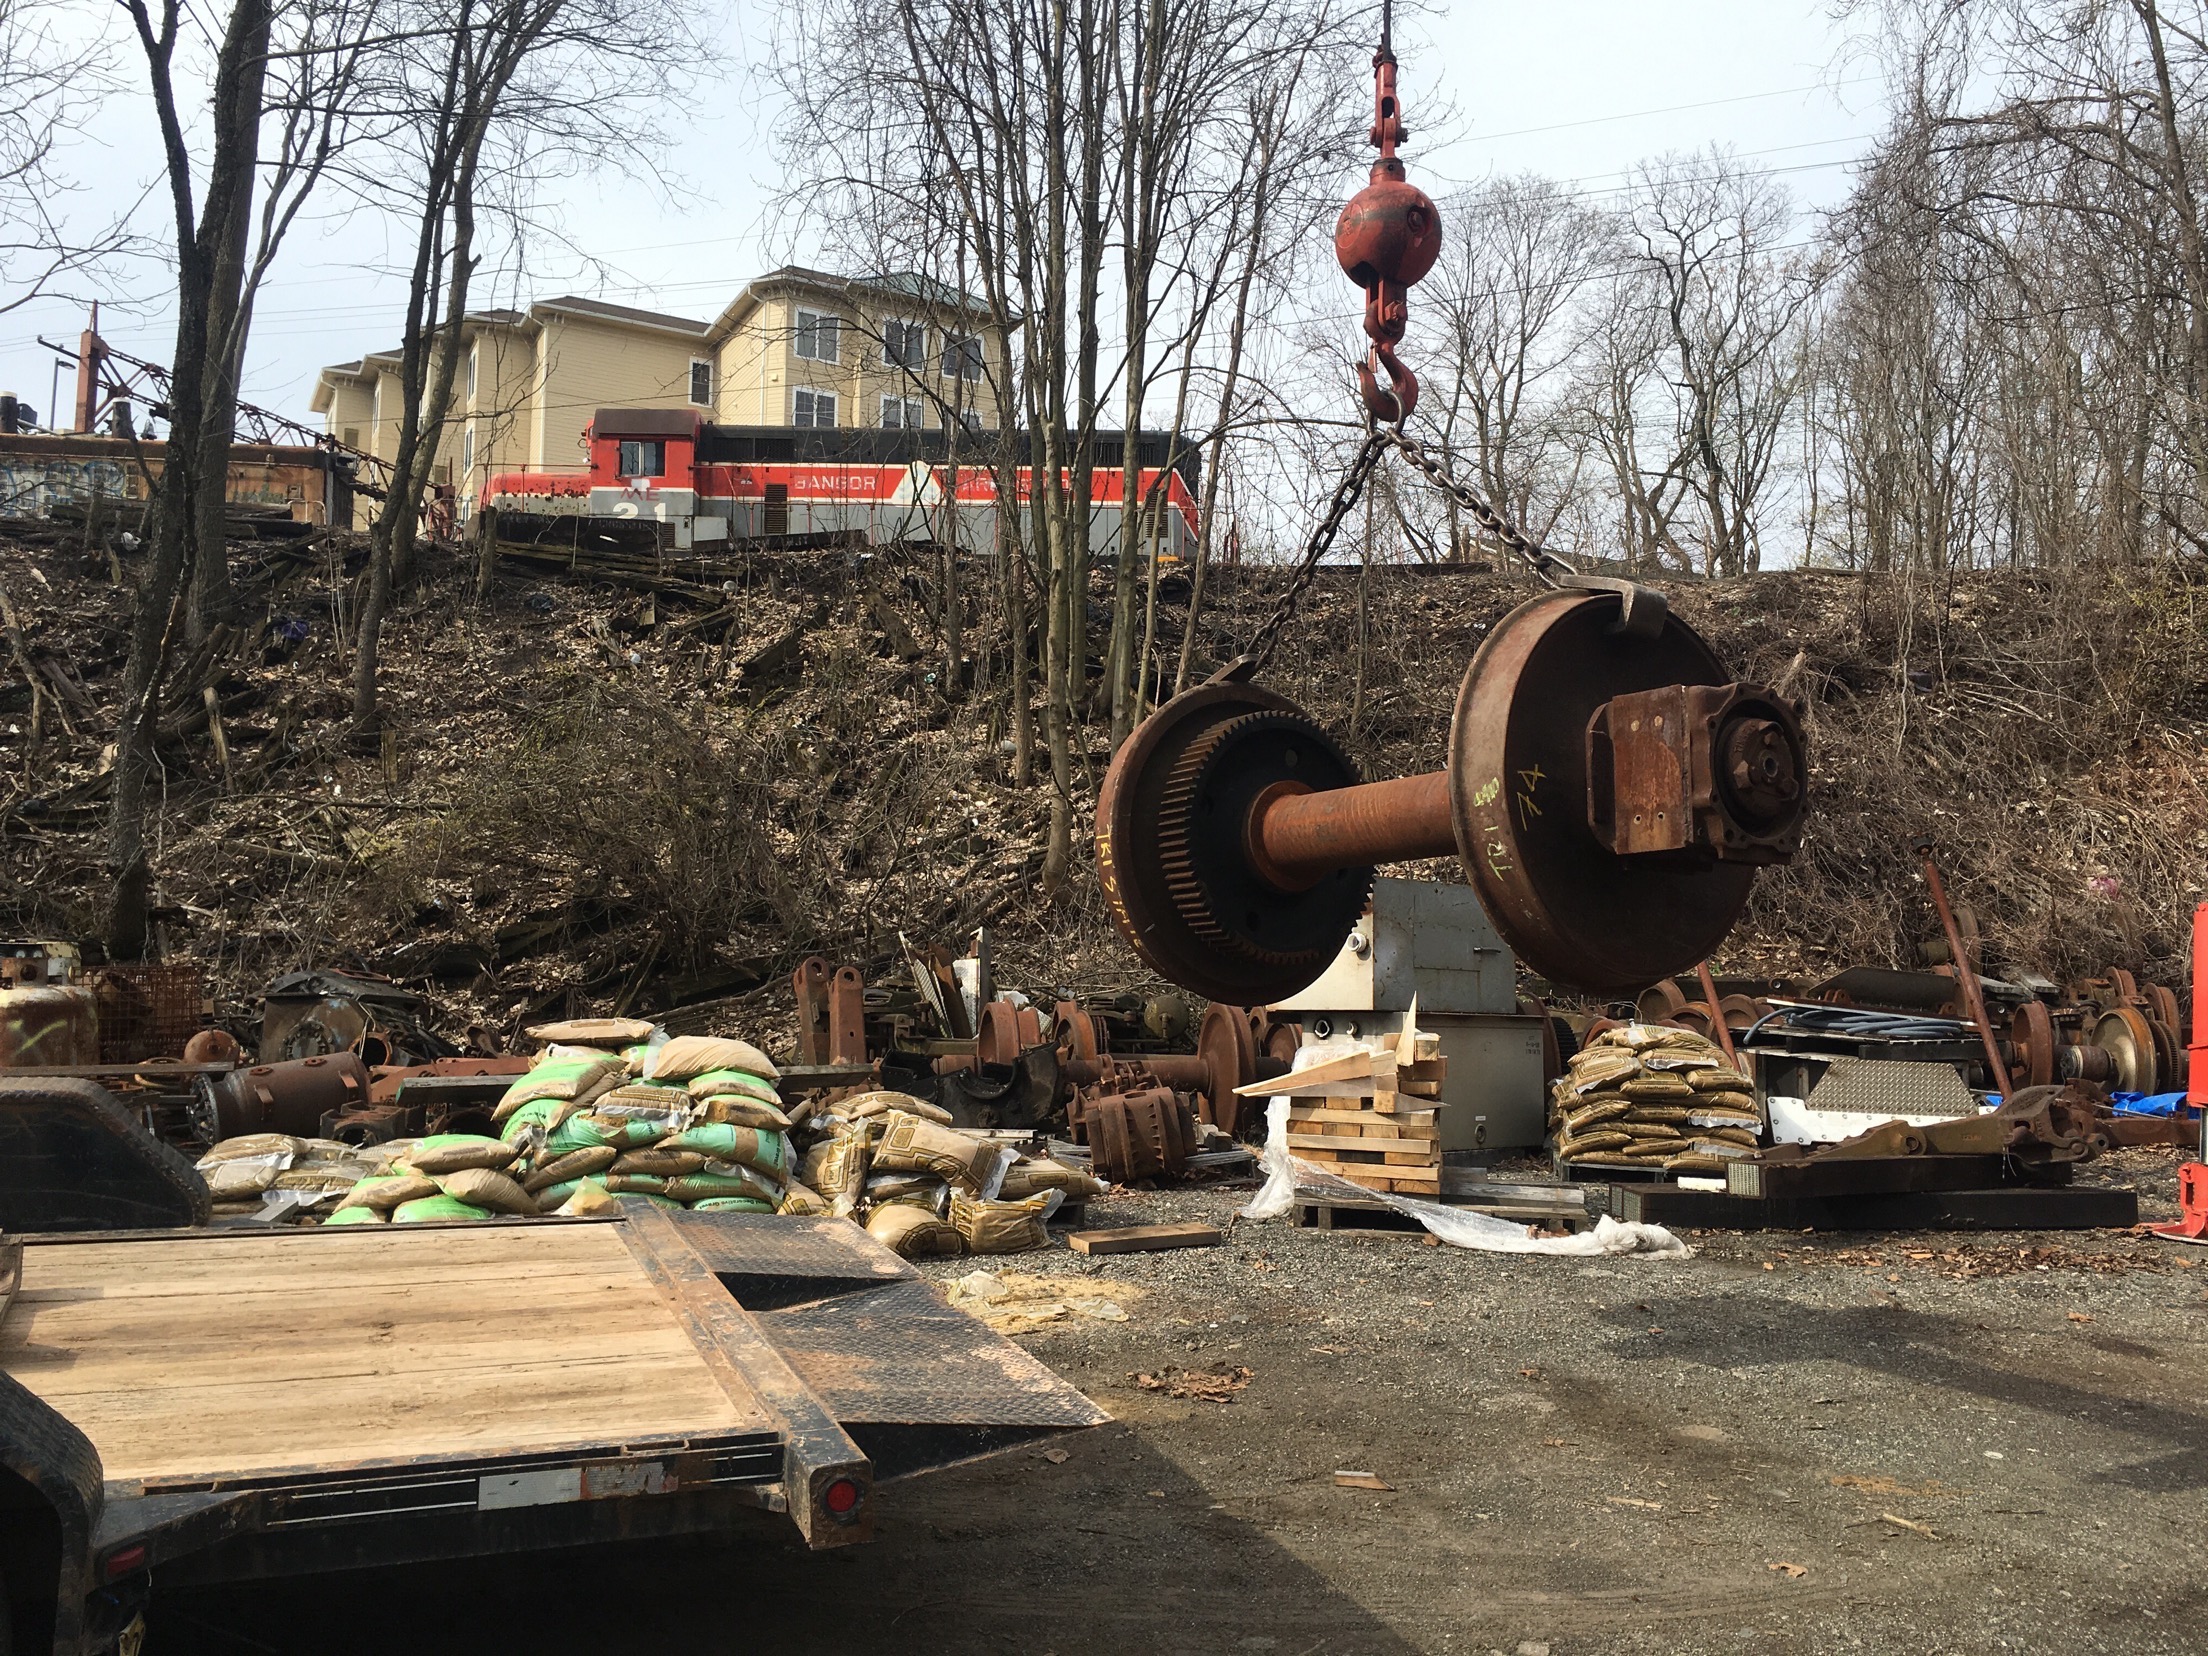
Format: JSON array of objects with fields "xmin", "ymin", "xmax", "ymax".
[
  {"xmin": 707, "ymin": 266, "xmax": 1005, "ymax": 342},
  {"xmin": 533, "ymin": 294, "xmax": 711, "ymax": 336}
]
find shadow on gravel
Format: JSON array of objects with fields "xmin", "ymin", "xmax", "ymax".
[
  {"xmin": 148, "ymin": 1434, "xmax": 1424, "ymax": 1656},
  {"xmin": 1595, "ymin": 1296, "xmax": 2208, "ymax": 1492}
]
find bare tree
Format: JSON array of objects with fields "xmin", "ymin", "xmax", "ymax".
[
  {"xmin": 107, "ymin": 0, "xmax": 374, "ymax": 956},
  {"xmin": 1420, "ymin": 172, "xmax": 1612, "ymax": 560},
  {"xmin": 0, "ymin": 2, "xmax": 132, "ymax": 320},
  {"xmin": 348, "ymin": 0, "xmax": 709, "ymax": 728}
]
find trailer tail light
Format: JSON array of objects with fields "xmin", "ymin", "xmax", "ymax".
[
  {"xmin": 103, "ymin": 1544, "xmax": 148, "ymax": 1580},
  {"xmin": 823, "ymin": 1477, "xmax": 863, "ymax": 1519}
]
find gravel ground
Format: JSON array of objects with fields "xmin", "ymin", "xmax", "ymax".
[{"xmin": 157, "ymin": 1151, "xmax": 2207, "ymax": 1656}]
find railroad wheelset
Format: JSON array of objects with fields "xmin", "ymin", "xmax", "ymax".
[{"xmin": 1098, "ymin": 588, "xmax": 1809, "ymax": 1003}]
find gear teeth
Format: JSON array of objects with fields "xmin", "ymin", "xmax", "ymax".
[{"xmin": 1155, "ymin": 708, "xmax": 1363, "ymax": 970}]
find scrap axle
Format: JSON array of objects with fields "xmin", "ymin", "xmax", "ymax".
[{"xmin": 1098, "ymin": 588, "xmax": 1809, "ymax": 1004}]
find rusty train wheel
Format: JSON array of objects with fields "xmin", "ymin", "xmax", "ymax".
[
  {"xmin": 2147, "ymin": 1018, "xmax": 2182, "ymax": 1095},
  {"xmin": 2146, "ymin": 983, "xmax": 2182, "ymax": 1034},
  {"xmin": 1446, "ymin": 592, "xmax": 1759, "ymax": 994},
  {"xmin": 2092, "ymin": 1005, "xmax": 2158, "ymax": 1094},
  {"xmin": 1634, "ymin": 979, "xmax": 1689, "ymax": 1024},
  {"xmin": 1097, "ymin": 679, "xmax": 1374, "ymax": 1005},
  {"xmin": 2010, "ymin": 1000, "xmax": 2055, "ymax": 1090},
  {"xmin": 1196, "ymin": 1002, "xmax": 1260, "ymax": 1135}
]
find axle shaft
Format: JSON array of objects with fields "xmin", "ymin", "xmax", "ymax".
[{"xmin": 1251, "ymin": 771, "xmax": 1455, "ymax": 888}]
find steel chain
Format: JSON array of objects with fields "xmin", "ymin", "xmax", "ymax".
[
  {"xmin": 1383, "ymin": 423, "xmax": 1578, "ymax": 585},
  {"xmin": 1241, "ymin": 428, "xmax": 1391, "ymax": 675},
  {"xmin": 1239, "ymin": 423, "xmax": 1578, "ymax": 680}
]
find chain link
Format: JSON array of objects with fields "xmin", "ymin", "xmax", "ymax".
[
  {"xmin": 1236, "ymin": 421, "xmax": 1580, "ymax": 681},
  {"xmin": 1383, "ymin": 423, "xmax": 1578, "ymax": 585},
  {"xmin": 1240, "ymin": 428, "xmax": 1390, "ymax": 675}
]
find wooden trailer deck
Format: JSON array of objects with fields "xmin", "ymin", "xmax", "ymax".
[{"xmin": 0, "ymin": 1220, "xmax": 774, "ymax": 1491}]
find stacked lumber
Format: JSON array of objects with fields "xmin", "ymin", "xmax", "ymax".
[{"xmin": 1236, "ymin": 1015, "xmax": 1447, "ymax": 1196}]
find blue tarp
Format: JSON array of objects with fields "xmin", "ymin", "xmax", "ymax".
[{"xmin": 2109, "ymin": 1091, "xmax": 2193, "ymax": 1117}]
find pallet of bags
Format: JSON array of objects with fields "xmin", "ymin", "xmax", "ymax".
[
  {"xmin": 1549, "ymin": 1023, "xmax": 1761, "ymax": 1177},
  {"xmin": 789, "ymin": 1089, "xmax": 1107, "ymax": 1258}
]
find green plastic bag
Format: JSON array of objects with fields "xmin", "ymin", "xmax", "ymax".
[
  {"xmin": 322, "ymin": 1205, "xmax": 386, "ymax": 1226},
  {"xmin": 501, "ymin": 1096, "xmax": 583, "ymax": 1143},
  {"xmin": 543, "ymin": 1114, "xmax": 613, "ymax": 1156},
  {"xmin": 664, "ymin": 1123, "xmax": 789, "ymax": 1175},
  {"xmin": 688, "ymin": 1196, "xmax": 777, "ymax": 1213},
  {"xmin": 391, "ymin": 1194, "xmax": 493, "ymax": 1223},
  {"xmin": 665, "ymin": 1167, "xmax": 781, "ymax": 1205}
]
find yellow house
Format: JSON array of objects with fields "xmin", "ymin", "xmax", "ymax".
[
  {"xmin": 311, "ymin": 273, "xmax": 1013, "ymax": 522},
  {"xmin": 708, "ymin": 266, "xmax": 1013, "ymax": 433}
]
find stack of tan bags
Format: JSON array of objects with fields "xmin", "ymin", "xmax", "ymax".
[
  {"xmin": 1549, "ymin": 1024, "xmax": 1761, "ymax": 1177},
  {"xmin": 792, "ymin": 1089, "xmax": 1106, "ymax": 1258}
]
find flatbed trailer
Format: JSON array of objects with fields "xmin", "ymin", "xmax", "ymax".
[{"xmin": 0, "ymin": 1201, "xmax": 1107, "ymax": 1654}]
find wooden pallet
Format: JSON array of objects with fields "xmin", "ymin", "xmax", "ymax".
[
  {"xmin": 1295, "ymin": 1174, "xmax": 1591, "ymax": 1233},
  {"xmin": 1288, "ymin": 1101, "xmax": 1441, "ymax": 1195}
]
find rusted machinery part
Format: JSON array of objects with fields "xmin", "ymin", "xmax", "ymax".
[
  {"xmin": 1992, "ymin": 1085, "xmax": 2106, "ymax": 1161},
  {"xmin": 181, "ymin": 1028, "xmax": 242, "ymax": 1066},
  {"xmin": 792, "ymin": 957, "xmax": 831, "ymax": 1064},
  {"xmin": 938, "ymin": 1046, "xmax": 1058, "ymax": 1130},
  {"xmin": 2107, "ymin": 967, "xmax": 2141, "ymax": 1003},
  {"xmin": 1259, "ymin": 1017, "xmax": 1302, "ymax": 1068},
  {"xmin": 1054, "ymin": 1001, "xmax": 1100, "ymax": 1065},
  {"xmin": 973, "ymin": 1001, "xmax": 1024, "ymax": 1069},
  {"xmin": 1582, "ymin": 1016, "xmax": 1624, "ymax": 1044},
  {"xmin": 207, "ymin": 1052, "xmax": 372, "ymax": 1140},
  {"xmin": 2058, "ymin": 1042, "xmax": 2116, "ymax": 1085},
  {"xmin": 1096, "ymin": 678, "xmax": 1376, "ymax": 1005},
  {"xmin": 2091, "ymin": 1006, "xmax": 2159, "ymax": 1095},
  {"xmin": 2147, "ymin": 1018, "xmax": 2183, "ymax": 1096},
  {"xmin": 2009, "ymin": 1000, "xmax": 2056, "ymax": 1090},
  {"xmin": 1634, "ymin": 979, "xmax": 1690, "ymax": 1024},
  {"xmin": 2145, "ymin": 982, "xmax": 2183, "ymax": 1035},
  {"xmin": 829, "ymin": 966, "xmax": 868, "ymax": 1066},
  {"xmin": 1446, "ymin": 591, "xmax": 1773, "ymax": 994},
  {"xmin": 1083, "ymin": 1086, "xmax": 1201, "ymax": 1183},
  {"xmin": 1195, "ymin": 1002, "xmax": 1260, "ymax": 1135},
  {"xmin": 1716, "ymin": 994, "xmax": 1765, "ymax": 1031}
]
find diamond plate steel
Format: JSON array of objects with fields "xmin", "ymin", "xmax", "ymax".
[
  {"xmin": 761, "ymin": 1279, "xmax": 1111, "ymax": 1430},
  {"xmin": 668, "ymin": 1212, "xmax": 917, "ymax": 1283},
  {"xmin": 1805, "ymin": 1056, "xmax": 1978, "ymax": 1118}
]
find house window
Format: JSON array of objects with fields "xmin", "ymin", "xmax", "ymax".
[
  {"xmin": 341, "ymin": 426, "xmax": 360, "ymax": 449},
  {"xmin": 883, "ymin": 318, "xmax": 926, "ymax": 368},
  {"xmin": 462, "ymin": 423, "xmax": 476, "ymax": 474},
  {"xmin": 940, "ymin": 332, "xmax": 983, "ymax": 381},
  {"xmin": 881, "ymin": 395, "xmax": 924, "ymax": 429},
  {"xmin": 689, "ymin": 358, "xmax": 713, "ymax": 406},
  {"xmin": 617, "ymin": 439, "xmax": 665, "ymax": 477},
  {"xmin": 794, "ymin": 389, "xmax": 837, "ymax": 428},
  {"xmin": 794, "ymin": 308, "xmax": 842, "ymax": 363},
  {"xmin": 467, "ymin": 344, "xmax": 478, "ymax": 401},
  {"xmin": 960, "ymin": 408, "xmax": 984, "ymax": 432}
]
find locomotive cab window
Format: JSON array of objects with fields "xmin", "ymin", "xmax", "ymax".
[{"xmin": 617, "ymin": 439, "xmax": 665, "ymax": 478}]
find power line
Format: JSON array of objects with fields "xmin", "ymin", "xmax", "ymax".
[{"xmin": 1443, "ymin": 74, "xmax": 1885, "ymax": 147}]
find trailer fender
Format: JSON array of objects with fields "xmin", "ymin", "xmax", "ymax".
[{"xmin": 0, "ymin": 1359, "xmax": 105, "ymax": 1656}]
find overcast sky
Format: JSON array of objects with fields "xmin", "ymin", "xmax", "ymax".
[{"xmin": 0, "ymin": 0, "xmax": 1882, "ymax": 433}]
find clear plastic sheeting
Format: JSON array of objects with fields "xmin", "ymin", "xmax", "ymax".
[{"xmin": 1240, "ymin": 1056, "xmax": 1692, "ymax": 1260}]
